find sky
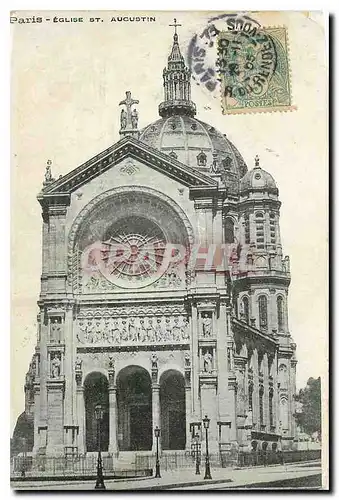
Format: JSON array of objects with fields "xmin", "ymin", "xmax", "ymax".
[{"xmin": 10, "ymin": 10, "xmax": 328, "ymax": 433}]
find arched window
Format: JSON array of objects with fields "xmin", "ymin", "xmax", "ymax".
[
  {"xmin": 258, "ymin": 295, "xmax": 268, "ymax": 331},
  {"xmin": 242, "ymin": 296, "xmax": 250, "ymax": 323},
  {"xmin": 196, "ymin": 151, "xmax": 207, "ymax": 167},
  {"xmin": 225, "ymin": 218, "xmax": 235, "ymax": 243},
  {"xmin": 277, "ymin": 296, "xmax": 284, "ymax": 331}
]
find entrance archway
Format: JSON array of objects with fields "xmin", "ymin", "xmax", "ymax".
[
  {"xmin": 160, "ymin": 370, "xmax": 186, "ymax": 450},
  {"xmin": 116, "ymin": 366, "xmax": 152, "ymax": 451},
  {"xmin": 84, "ymin": 372, "xmax": 109, "ymax": 452}
]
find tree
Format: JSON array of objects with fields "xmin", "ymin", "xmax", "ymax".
[{"xmin": 295, "ymin": 377, "xmax": 321, "ymax": 439}]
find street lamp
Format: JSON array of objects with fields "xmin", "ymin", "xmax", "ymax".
[
  {"xmin": 154, "ymin": 426, "xmax": 161, "ymax": 478},
  {"xmin": 203, "ymin": 415, "xmax": 212, "ymax": 480},
  {"xmin": 94, "ymin": 404, "xmax": 106, "ymax": 490},
  {"xmin": 193, "ymin": 433, "xmax": 201, "ymax": 475}
]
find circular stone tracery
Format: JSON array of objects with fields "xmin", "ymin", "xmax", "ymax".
[
  {"xmin": 70, "ymin": 186, "xmax": 193, "ymax": 290},
  {"xmin": 101, "ymin": 216, "xmax": 167, "ymax": 285}
]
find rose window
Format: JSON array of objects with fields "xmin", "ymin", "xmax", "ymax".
[{"xmin": 99, "ymin": 216, "xmax": 168, "ymax": 288}]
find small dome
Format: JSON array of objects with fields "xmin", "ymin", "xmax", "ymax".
[
  {"xmin": 240, "ymin": 157, "xmax": 278, "ymax": 194},
  {"xmin": 139, "ymin": 115, "xmax": 248, "ymax": 179}
]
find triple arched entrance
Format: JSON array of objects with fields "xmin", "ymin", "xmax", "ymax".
[{"xmin": 83, "ymin": 366, "xmax": 186, "ymax": 452}]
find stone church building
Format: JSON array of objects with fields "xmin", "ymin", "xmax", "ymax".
[{"xmin": 21, "ymin": 27, "xmax": 297, "ymax": 463}]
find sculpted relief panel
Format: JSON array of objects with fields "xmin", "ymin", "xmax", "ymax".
[{"xmin": 76, "ymin": 308, "xmax": 190, "ymax": 346}]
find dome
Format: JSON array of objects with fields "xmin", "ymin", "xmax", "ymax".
[
  {"xmin": 240, "ymin": 157, "xmax": 278, "ymax": 194},
  {"xmin": 139, "ymin": 115, "xmax": 248, "ymax": 178}
]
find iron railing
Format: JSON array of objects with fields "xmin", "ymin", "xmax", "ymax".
[
  {"xmin": 237, "ymin": 449, "xmax": 321, "ymax": 468},
  {"xmin": 11, "ymin": 448, "xmax": 321, "ymax": 478}
]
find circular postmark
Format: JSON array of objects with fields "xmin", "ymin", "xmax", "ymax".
[
  {"xmin": 187, "ymin": 13, "xmax": 262, "ymax": 99},
  {"xmin": 187, "ymin": 13, "xmax": 293, "ymax": 113}
]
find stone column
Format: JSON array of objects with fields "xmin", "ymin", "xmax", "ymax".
[
  {"xmin": 39, "ymin": 309, "xmax": 48, "ymax": 418},
  {"xmin": 191, "ymin": 306, "xmax": 199, "ymax": 418},
  {"xmin": 252, "ymin": 350, "xmax": 260, "ymax": 429},
  {"xmin": 200, "ymin": 383, "xmax": 218, "ymax": 453},
  {"xmin": 263, "ymin": 354, "xmax": 270, "ymax": 430},
  {"xmin": 76, "ymin": 386, "xmax": 85, "ymax": 454},
  {"xmin": 273, "ymin": 351, "xmax": 279, "ymax": 430},
  {"xmin": 152, "ymin": 384, "xmax": 161, "ymax": 453},
  {"xmin": 108, "ymin": 387, "xmax": 118, "ymax": 454},
  {"xmin": 64, "ymin": 304, "xmax": 75, "ymax": 426},
  {"xmin": 217, "ymin": 303, "xmax": 230, "ymax": 420},
  {"xmin": 46, "ymin": 380, "xmax": 65, "ymax": 456},
  {"xmin": 290, "ymin": 358, "xmax": 297, "ymax": 438},
  {"xmin": 32, "ymin": 385, "xmax": 40, "ymax": 454},
  {"xmin": 184, "ymin": 357, "xmax": 192, "ymax": 451}
]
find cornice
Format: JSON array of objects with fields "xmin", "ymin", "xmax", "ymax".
[{"xmin": 37, "ymin": 136, "xmax": 217, "ymax": 206}]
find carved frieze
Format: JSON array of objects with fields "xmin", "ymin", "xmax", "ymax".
[{"xmin": 76, "ymin": 313, "xmax": 190, "ymax": 346}]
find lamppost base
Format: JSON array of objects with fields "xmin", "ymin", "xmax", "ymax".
[
  {"xmin": 155, "ymin": 462, "xmax": 161, "ymax": 478},
  {"xmin": 204, "ymin": 463, "xmax": 212, "ymax": 480},
  {"xmin": 95, "ymin": 480, "xmax": 106, "ymax": 490}
]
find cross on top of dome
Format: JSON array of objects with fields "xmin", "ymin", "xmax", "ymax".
[{"xmin": 169, "ymin": 18, "xmax": 182, "ymax": 39}]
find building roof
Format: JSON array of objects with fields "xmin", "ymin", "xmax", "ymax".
[
  {"xmin": 240, "ymin": 156, "xmax": 278, "ymax": 195},
  {"xmin": 140, "ymin": 115, "xmax": 248, "ymax": 178}
]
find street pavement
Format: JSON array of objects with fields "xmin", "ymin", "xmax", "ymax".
[{"xmin": 11, "ymin": 460, "xmax": 322, "ymax": 491}]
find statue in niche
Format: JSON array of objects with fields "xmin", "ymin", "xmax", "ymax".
[
  {"xmin": 155, "ymin": 318, "xmax": 163, "ymax": 342},
  {"xmin": 151, "ymin": 353, "xmax": 158, "ymax": 370},
  {"xmin": 128, "ymin": 318, "xmax": 137, "ymax": 342},
  {"xmin": 202, "ymin": 313, "xmax": 212, "ymax": 337},
  {"xmin": 50, "ymin": 318, "xmax": 62, "ymax": 343},
  {"xmin": 184, "ymin": 352, "xmax": 191, "ymax": 368},
  {"xmin": 131, "ymin": 108, "xmax": 139, "ymax": 129},
  {"xmin": 120, "ymin": 319, "xmax": 128, "ymax": 342},
  {"xmin": 51, "ymin": 354, "xmax": 61, "ymax": 378},
  {"xmin": 120, "ymin": 109, "xmax": 127, "ymax": 129},
  {"xmin": 138, "ymin": 318, "xmax": 148, "ymax": 342},
  {"xmin": 172, "ymin": 317, "xmax": 181, "ymax": 341},
  {"xmin": 203, "ymin": 351, "xmax": 213, "ymax": 373},
  {"xmin": 147, "ymin": 318, "xmax": 156, "ymax": 343},
  {"xmin": 75, "ymin": 356, "xmax": 82, "ymax": 371}
]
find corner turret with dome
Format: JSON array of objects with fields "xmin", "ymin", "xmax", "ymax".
[{"xmin": 12, "ymin": 17, "xmax": 298, "ymax": 473}]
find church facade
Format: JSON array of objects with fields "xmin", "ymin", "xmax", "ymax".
[{"xmin": 22, "ymin": 28, "xmax": 297, "ymax": 463}]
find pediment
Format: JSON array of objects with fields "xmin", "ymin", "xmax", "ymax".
[{"xmin": 38, "ymin": 136, "xmax": 217, "ymax": 203}]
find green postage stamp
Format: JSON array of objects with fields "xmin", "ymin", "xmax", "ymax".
[{"xmin": 217, "ymin": 26, "xmax": 295, "ymax": 114}]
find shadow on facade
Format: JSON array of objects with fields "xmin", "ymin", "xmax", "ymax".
[
  {"xmin": 84, "ymin": 372, "xmax": 109, "ymax": 452},
  {"xmin": 160, "ymin": 369, "xmax": 186, "ymax": 450},
  {"xmin": 117, "ymin": 365, "xmax": 152, "ymax": 451}
]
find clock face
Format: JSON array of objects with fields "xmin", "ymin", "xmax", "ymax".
[{"xmin": 98, "ymin": 215, "xmax": 168, "ymax": 288}]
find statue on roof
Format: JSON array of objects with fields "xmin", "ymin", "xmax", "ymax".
[{"xmin": 119, "ymin": 91, "xmax": 139, "ymax": 138}]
